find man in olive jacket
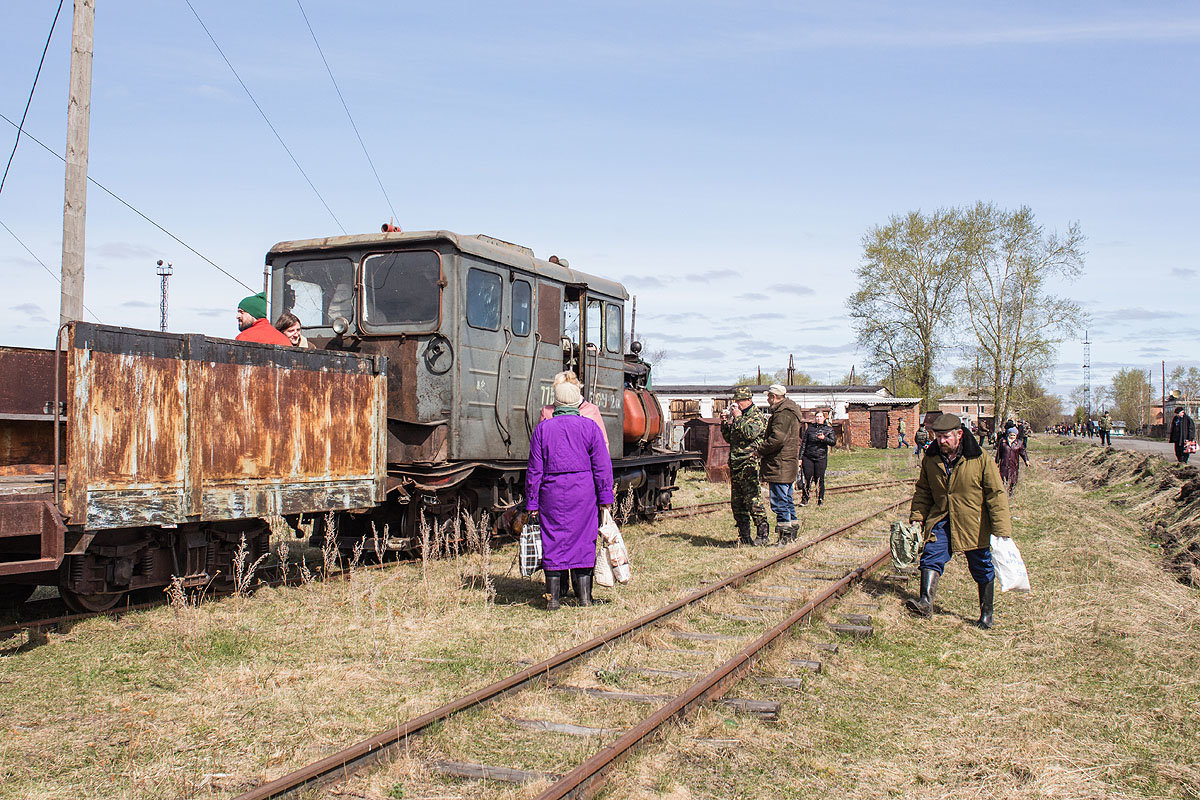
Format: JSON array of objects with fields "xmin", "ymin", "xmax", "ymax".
[
  {"xmin": 759, "ymin": 385, "xmax": 802, "ymax": 545},
  {"xmin": 907, "ymin": 413, "xmax": 1013, "ymax": 629}
]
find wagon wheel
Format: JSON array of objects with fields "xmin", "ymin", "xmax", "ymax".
[
  {"xmin": 0, "ymin": 584, "xmax": 36, "ymax": 607},
  {"xmin": 60, "ymin": 588, "xmax": 125, "ymax": 614}
]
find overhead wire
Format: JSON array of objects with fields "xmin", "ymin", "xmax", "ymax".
[
  {"xmin": 0, "ymin": 111, "xmax": 255, "ymax": 293},
  {"xmin": 0, "ymin": 0, "xmax": 66, "ymax": 198},
  {"xmin": 294, "ymin": 0, "xmax": 399, "ymax": 223},
  {"xmin": 0, "ymin": 217, "xmax": 102, "ymax": 322},
  {"xmin": 181, "ymin": 0, "xmax": 347, "ymax": 235}
]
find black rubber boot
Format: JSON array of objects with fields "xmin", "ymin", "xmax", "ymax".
[
  {"xmin": 777, "ymin": 521, "xmax": 798, "ymax": 546},
  {"xmin": 905, "ymin": 569, "xmax": 939, "ymax": 617},
  {"xmin": 736, "ymin": 521, "xmax": 754, "ymax": 546},
  {"xmin": 571, "ymin": 569, "xmax": 594, "ymax": 607},
  {"xmin": 545, "ymin": 570, "xmax": 563, "ymax": 611},
  {"xmin": 753, "ymin": 519, "xmax": 770, "ymax": 547},
  {"xmin": 977, "ymin": 580, "xmax": 994, "ymax": 629}
]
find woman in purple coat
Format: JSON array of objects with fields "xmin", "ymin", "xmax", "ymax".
[
  {"xmin": 995, "ymin": 427, "xmax": 1029, "ymax": 494},
  {"xmin": 526, "ymin": 380, "xmax": 614, "ymax": 609}
]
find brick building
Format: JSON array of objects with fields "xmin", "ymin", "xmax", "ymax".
[
  {"xmin": 938, "ymin": 390, "xmax": 995, "ymax": 432},
  {"xmin": 845, "ymin": 399, "xmax": 922, "ymax": 449}
]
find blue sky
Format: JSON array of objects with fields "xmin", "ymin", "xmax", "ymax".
[{"xmin": 1, "ymin": 2, "xmax": 1196, "ymax": 398}]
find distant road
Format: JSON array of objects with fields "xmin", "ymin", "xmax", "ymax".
[{"xmin": 1053, "ymin": 434, "xmax": 1176, "ymax": 458}]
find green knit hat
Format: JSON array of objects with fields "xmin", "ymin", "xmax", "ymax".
[{"xmin": 237, "ymin": 292, "xmax": 268, "ymax": 320}]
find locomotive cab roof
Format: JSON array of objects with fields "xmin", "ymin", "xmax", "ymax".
[{"xmin": 267, "ymin": 229, "xmax": 629, "ymax": 301}]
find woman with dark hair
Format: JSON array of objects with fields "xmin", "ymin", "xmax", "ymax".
[
  {"xmin": 525, "ymin": 380, "xmax": 614, "ymax": 609},
  {"xmin": 274, "ymin": 312, "xmax": 311, "ymax": 347}
]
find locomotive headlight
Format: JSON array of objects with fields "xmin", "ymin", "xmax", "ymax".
[{"xmin": 332, "ymin": 316, "xmax": 349, "ymax": 336}]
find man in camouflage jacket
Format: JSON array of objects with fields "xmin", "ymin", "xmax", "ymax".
[{"xmin": 721, "ymin": 386, "xmax": 769, "ymax": 545}]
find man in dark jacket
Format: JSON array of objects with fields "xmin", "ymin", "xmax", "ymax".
[
  {"xmin": 907, "ymin": 414, "xmax": 1013, "ymax": 629},
  {"xmin": 759, "ymin": 385, "xmax": 802, "ymax": 545},
  {"xmin": 799, "ymin": 410, "xmax": 836, "ymax": 507},
  {"xmin": 1168, "ymin": 406, "xmax": 1196, "ymax": 463}
]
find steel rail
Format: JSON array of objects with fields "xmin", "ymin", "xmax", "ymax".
[
  {"xmin": 657, "ymin": 479, "xmax": 912, "ymax": 520},
  {"xmin": 533, "ymin": 546, "xmax": 891, "ymax": 800},
  {"xmin": 232, "ymin": 496, "xmax": 908, "ymax": 800}
]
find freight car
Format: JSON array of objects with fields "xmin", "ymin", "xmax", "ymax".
[{"xmin": 0, "ymin": 229, "xmax": 679, "ymax": 610}]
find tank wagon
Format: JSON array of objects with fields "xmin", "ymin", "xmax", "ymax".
[
  {"xmin": 267, "ymin": 229, "xmax": 677, "ymax": 554},
  {"xmin": 0, "ymin": 229, "xmax": 679, "ymax": 610}
]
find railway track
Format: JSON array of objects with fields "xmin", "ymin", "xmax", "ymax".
[
  {"xmin": 655, "ymin": 477, "xmax": 912, "ymax": 520},
  {"xmin": 232, "ymin": 495, "xmax": 909, "ymax": 800},
  {"xmin": 1, "ymin": 478, "xmax": 912, "ymax": 639}
]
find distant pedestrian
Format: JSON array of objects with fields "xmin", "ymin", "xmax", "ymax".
[
  {"xmin": 914, "ymin": 417, "xmax": 930, "ymax": 455},
  {"xmin": 1097, "ymin": 412, "xmax": 1112, "ymax": 446},
  {"xmin": 897, "ymin": 416, "xmax": 909, "ymax": 449},
  {"xmin": 995, "ymin": 427, "xmax": 1028, "ymax": 494},
  {"xmin": 1169, "ymin": 406, "xmax": 1196, "ymax": 464},
  {"xmin": 525, "ymin": 379, "xmax": 614, "ymax": 610},
  {"xmin": 799, "ymin": 410, "xmax": 837, "ymax": 507},
  {"xmin": 235, "ymin": 292, "xmax": 292, "ymax": 345},
  {"xmin": 759, "ymin": 385, "xmax": 801, "ymax": 545},
  {"xmin": 721, "ymin": 386, "xmax": 769, "ymax": 546},
  {"xmin": 907, "ymin": 414, "xmax": 1012, "ymax": 629}
]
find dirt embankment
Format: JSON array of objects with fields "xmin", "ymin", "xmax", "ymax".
[{"xmin": 1048, "ymin": 442, "xmax": 1200, "ymax": 585}]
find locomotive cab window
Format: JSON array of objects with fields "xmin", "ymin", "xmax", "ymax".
[
  {"xmin": 362, "ymin": 250, "xmax": 442, "ymax": 330},
  {"xmin": 605, "ymin": 303, "xmax": 622, "ymax": 353},
  {"xmin": 467, "ymin": 268, "xmax": 503, "ymax": 331},
  {"xmin": 281, "ymin": 257, "xmax": 355, "ymax": 328},
  {"xmin": 512, "ymin": 279, "xmax": 531, "ymax": 336}
]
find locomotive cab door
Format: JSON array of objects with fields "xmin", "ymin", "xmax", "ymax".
[{"xmin": 561, "ymin": 286, "xmax": 623, "ymax": 451}]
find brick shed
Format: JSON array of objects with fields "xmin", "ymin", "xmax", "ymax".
[{"xmin": 846, "ymin": 399, "xmax": 922, "ymax": 449}]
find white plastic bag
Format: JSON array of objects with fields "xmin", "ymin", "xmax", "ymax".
[
  {"xmin": 991, "ymin": 535, "xmax": 1030, "ymax": 593},
  {"xmin": 594, "ymin": 542, "xmax": 615, "ymax": 587},
  {"xmin": 599, "ymin": 509, "xmax": 631, "ymax": 584}
]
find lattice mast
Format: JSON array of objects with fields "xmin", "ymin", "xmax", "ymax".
[
  {"xmin": 156, "ymin": 259, "xmax": 172, "ymax": 332},
  {"xmin": 1083, "ymin": 330, "xmax": 1091, "ymax": 417}
]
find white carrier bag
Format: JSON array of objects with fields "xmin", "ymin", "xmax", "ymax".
[
  {"xmin": 519, "ymin": 520, "xmax": 543, "ymax": 578},
  {"xmin": 598, "ymin": 509, "xmax": 631, "ymax": 584},
  {"xmin": 990, "ymin": 535, "xmax": 1031, "ymax": 593}
]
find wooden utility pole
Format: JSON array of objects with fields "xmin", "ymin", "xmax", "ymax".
[{"xmin": 60, "ymin": 0, "xmax": 94, "ymax": 326}]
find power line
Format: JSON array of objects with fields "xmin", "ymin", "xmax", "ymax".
[
  {"xmin": 294, "ymin": 0, "xmax": 398, "ymax": 222},
  {"xmin": 182, "ymin": 0, "xmax": 347, "ymax": 235},
  {"xmin": 0, "ymin": 216, "xmax": 102, "ymax": 322},
  {"xmin": 0, "ymin": 0, "xmax": 66, "ymax": 198},
  {"xmin": 0, "ymin": 111, "xmax": 254, "ymax": 292}
]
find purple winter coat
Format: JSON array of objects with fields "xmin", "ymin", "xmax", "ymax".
[{"xmin": 526, "ymin": 413, "xmax": 615, "ymax": 570}]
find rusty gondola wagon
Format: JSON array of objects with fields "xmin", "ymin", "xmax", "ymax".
[{"xmin": 0, "ymin": 229, "xmax": 682, "ymax": 611}]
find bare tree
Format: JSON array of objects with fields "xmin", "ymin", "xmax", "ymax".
[
  {"xmin": 962, "ymin": 204, "xmax": 1086, "ymax": 425},
  {"xmin": 1111, "ymin": 368, "xmax": 1151, "ymax": 432},
  {"xmin": 847, "ymin": 209, "xmax": 971, "ymax": 409}
]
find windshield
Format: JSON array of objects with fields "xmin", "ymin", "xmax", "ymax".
[
  {"xmin": 281, "ymin": 258, "xmax": 355, "ymax": 328},
  {"xmin": 362, "ymin": 250, "xmax": 441, "ymax": 328}
]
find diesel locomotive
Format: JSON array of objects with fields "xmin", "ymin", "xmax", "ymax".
[{"xmin": 0, "ymin": 229, "xmax": 679, "ymax": 611}]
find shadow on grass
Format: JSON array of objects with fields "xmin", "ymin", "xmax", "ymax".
[
  {"xmin": 462, "ymin": 573, "xmax": 612, "ymax": 608},
  {"xmin": 657, "ymin": 531, "xmax": 739, "ymax": 548}
]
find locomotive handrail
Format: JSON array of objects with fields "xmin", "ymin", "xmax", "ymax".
[
  {"xmin": 522, "ymin": 332, "xmax": 541, "ymax": 439},
  {"xmin": 493, "ymin": 329, "xmax": 513, "ymax": 450}
]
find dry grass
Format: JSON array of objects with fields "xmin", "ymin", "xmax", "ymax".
[{"xmin": 0, "ymin": 449, "xmax": 940, "ymax": 800}]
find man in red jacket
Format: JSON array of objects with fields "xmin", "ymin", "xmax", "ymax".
[{"xmin": 235, "ymin": 292, "xmax": 291, "ymax": 345}]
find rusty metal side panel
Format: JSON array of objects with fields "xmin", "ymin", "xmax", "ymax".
[{"xmin": 62, "ymin": 323, "xmax": 386, "ymax": 529}]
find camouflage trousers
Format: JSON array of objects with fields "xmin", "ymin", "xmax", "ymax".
[{"xmin": 729, "ymin": 461, "xmax": 767, "ymax": 526}]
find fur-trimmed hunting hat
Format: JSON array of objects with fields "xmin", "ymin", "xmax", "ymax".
[
  {"xmin": 930, "ymin": 414, "xmax": 963, "ymax": 433},
  {"xmin": 733, "ymin": 386, "xmax": 753, "ymax": 400}
]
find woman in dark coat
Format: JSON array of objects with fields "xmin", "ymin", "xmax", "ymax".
[
  {"xmin": 526, "ymin": 380, "xmax": 614, "ymax": 609},
  {"xmin": 994, "ymin": 427, "xmax": 1028, "ymax": 494}
]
